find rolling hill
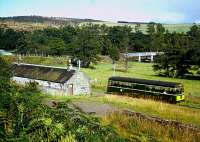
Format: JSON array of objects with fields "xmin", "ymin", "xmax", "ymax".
[{"xmin": 0, "ymin": 15, "xmax": 195, "ymax": 33}]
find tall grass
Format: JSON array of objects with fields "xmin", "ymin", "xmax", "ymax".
[
  {"xmin": 99, "ymin": 95, "xmax": 200, "ymax": 126},
  {"xmin": 102, "ymin": 113, "xmax": 200, "ymax": 142}
]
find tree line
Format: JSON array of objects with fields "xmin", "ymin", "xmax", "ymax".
[
  {"xmin": 0, "ymin": 23, "xmax": 200, "ymax": 69},
  {"xmin": 153, "ymin": 24, "xmax": 200, "ymax": 77}
]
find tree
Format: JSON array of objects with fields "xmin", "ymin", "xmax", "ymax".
[
  {"xmin": 156, "ymin": 23, "xmax": 165, "ymax": 34},
  {"xmin": 71, "ymin": 24, "xmax": 101, "ymax": 67},
  {"xmin": 108, "ymin": 45, "xmax": 120, "ymax": 62},
  {"xmin": 153, "ymin": 48, "xmax": 200, "ymax": 77},
  {"xmin": 0, "ymin": 28, "xmax": 23, "ymax": 50},
  {"xmin": 147, "ymin": 22, "xmax": 156, "ymax": 36},
  {"xmin": 108, "ymin": 26, "xmax": 131, "ymax": 51},
  {"xmin": 135, "ymin": 23, "xmax": 141, "ymax": 33},
  {"xmin": 187, "ymin": 24, "xmax": 200, "ymax": 48},
  {"xmin": 108, "ymin": 26, "xmax": 131, "ymax": 71},
  {"xmin": 151, "ymin": 23, "xmax": 166, "ymax": 51},
  {"xmin": 101, "ymin": 37, "xmax": 112, "ymax": 55},
  {"xmin": 99, "ymin": 25, "xmax": 110, "ymax": 55},
  {"xmin": 61, "ymin": 25, "xmax": 77, "ymax": 44},
  {"xmin": 153, "ymin": 49, "xmax": 187, "ymax": 77},
  {"xmin": 129, "ymin": 32, "xmax": 150, "ymax": 52},
  {"xmin": 47, "ymin": 37, "xmax": 66, "ymax": 55}
]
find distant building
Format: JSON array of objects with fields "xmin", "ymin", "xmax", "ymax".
[
  {"xmin": 12, "ymin": 63, "xmax": 91, "ymax": 95},
  {"xmin": 123, "ymin": 52, "xmax": 163, "ymax": 62},
  {"xmin": 0, "ymin": 49, "xmax": 13, "ymax": 56}
]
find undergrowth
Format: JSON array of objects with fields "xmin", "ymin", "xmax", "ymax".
[{"xmin": 102, "ymin": 113, "xmax": 200, "ymax": 142}]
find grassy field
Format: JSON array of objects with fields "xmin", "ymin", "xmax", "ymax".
[{"xmin": 82, "ymin": 21, "xmax": 193, "ymax": 33}]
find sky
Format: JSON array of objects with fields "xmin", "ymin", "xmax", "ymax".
[{"xmin": 0, "ymin": 0, "xmax": 200, "ymax": 23}]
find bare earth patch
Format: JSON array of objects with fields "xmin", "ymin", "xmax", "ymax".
[{"xmin": 72, "ymin": 101, "xmax": 118, "ymax": 116}]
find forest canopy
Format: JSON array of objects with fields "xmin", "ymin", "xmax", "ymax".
[{"xmin": 0, "ymin": 23, "xmax": 200, "ymax": 70}]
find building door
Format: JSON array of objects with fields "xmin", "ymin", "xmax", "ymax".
[{"xmin": 68, "ymin": 84, "xmax": 73, "ymax": 95}]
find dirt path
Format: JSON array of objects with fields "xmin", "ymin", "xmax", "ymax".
[
  {"xmin": 44, "ymin": 99, "xmax": 119, "ymax": 116},
  {"xmin": 72, "ymin": 101, "xmax": 118, "ymax": 116}
]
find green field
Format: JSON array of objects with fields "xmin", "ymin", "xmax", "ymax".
[
  {"xmin": 82, "ymin": 21, "xmax": 193, "ymax": 33},
  {"xmin": 82, "ymin": 61, "xmax": 200, "ymax": 97}
]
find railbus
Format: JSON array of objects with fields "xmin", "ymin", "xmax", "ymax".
[{"xmin": 107, "ymin": 77, "xmax": 184, "ymax": 103}]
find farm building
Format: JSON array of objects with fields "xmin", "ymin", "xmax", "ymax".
[{"xmin": 12, "ymin": 63, "xmax": 91, "ymax": 95}]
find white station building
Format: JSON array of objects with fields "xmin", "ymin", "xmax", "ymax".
[{"xmin": 12, "ymin": 63, "xmax": 91, "ymax": 96}]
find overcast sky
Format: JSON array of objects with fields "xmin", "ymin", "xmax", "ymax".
[{"xmin": 0, "ymin": 0, "xmax": 199, "ymax": 23}]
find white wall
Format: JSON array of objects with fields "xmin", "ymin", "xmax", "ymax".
[
  {"xmin": 12, "ymin": 71, "xmax": 91, "ymax": 96},
  {"xmin": 66, "ymin": 71, "xmax": 91, "ymax": 95},
  {"xmin": 12, "ymin": 77, "xmax": 67, "ymax": 95}
]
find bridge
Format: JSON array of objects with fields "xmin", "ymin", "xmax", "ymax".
[{"xmin": 123, "ymin": 52, "xmax": 163, "ymax": 62}]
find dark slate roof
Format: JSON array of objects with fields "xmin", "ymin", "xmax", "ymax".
[
  {"xmin": 12, "ymin": 64, "xmax": 75, "ymax": 83},
  {"xmin": 109, "ymin": 76, "xmax": 183, "ymax": 88}
]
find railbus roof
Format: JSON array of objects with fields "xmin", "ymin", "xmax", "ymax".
[{"xmin": 108, "ymin": 76, "xmax": 183, "ymax": 88}]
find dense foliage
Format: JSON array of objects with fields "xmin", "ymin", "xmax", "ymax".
[
  {"xmin": 0, "ymin": 22, "xmax": 200, "ymax": 69},
  {"xmin": 0, "ymin": 57, "xmax": 127, "ymax": 141},
  {"xmin": 153, "ymin": 25, "xmax": 200, "ymax": 77}
]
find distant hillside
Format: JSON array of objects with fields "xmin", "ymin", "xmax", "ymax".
[
  {"xmin": 0, "ymin": 16, "xmax": 195, "ymax": 33},
  {"xmin": 0, "ymin": 16, "xmax": 103, "ymax": 25}
]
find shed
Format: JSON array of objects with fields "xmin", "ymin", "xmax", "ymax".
[{"xmin": 12, "ymin": 63, "xmax": 91, "ymax": 95}]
